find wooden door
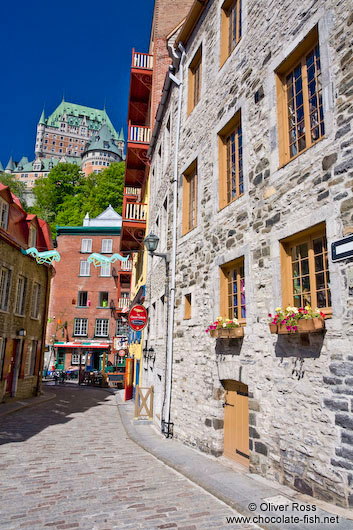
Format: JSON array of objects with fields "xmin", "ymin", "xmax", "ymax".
[
  {"xmin": 124, "ymin": 358, "xmax": 134, "ymax": 401},
  {"xmin": 6, "ymin": 340, "xmax": 19, "ymax": 394},
  {"xmin": 223, "ymin": 380, "xmax": 249, "ymax": 467}
]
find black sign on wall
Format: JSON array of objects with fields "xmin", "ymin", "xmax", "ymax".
[{"xmin": 331, "ymin": 235, "xmax": 353, "ymax": 262}]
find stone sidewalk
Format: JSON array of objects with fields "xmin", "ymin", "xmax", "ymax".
[
  {"xmin": 0, "ymin": 389, "xmax": 56, "ymax": 417},
  {"xmin": 0, "ymin": 384, "xmax": 259, "ymax": 530},
  {"xmin": 116, "ymin": 391, "xmax": 353, "ymax": 530}
]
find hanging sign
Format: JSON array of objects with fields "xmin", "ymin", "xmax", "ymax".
[
  {"xmin": 129, "ymin": 305, "xmax": 148, "ymax": 331},
  {"xmin": 331, "ymin": 235, "xmax": 353, "ymax": 262},
  {"xmin": 118, "ymin": 349, "xmax": 126, "ymax": 357}
]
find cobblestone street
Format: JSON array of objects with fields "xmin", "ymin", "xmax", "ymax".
[{"xmin": 0, "ymin": 385, "xmax": 258, "ymax": 530}]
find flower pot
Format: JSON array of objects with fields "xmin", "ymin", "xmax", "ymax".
[
  {"xmin": 269, "ymin": 323, "xmax": 277, "ymax": 334},
  {"xmin": 210, "ymin": 327, "xmax": 244, "ymax": 338},
  {"xmin": 277, "ymin": 322, "xmax": 290, "ymax": 334},
  {"xmin": 275, "ymin": 317, "xmax": 325, "ymax": 334},
  {"xmin": 297, "ymin": 319, "xmax": 315, "ymax": 333}
]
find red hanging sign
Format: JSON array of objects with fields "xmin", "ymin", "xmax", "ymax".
[
  {"xmin": 118, "ymin": 349, "xmax": 126, "ymax": 357},
  {"xmin": 128, "ymin": 305, "xmax": 148, "ymax": 331}
]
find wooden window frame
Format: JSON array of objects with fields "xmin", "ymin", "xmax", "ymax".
[
  {"xmin": 220, "ymin": 257, "xmax": 246, "ymax": 324},
  {"xmin": 184, "ymin": 293, "xmax": 192, "ymax": 320},
  {"xmin": 218, "ymin": 111, "xmax": 243, "ymax": 210},
  {"xmin": 15, "ymin": 275, "xmax": 27, "ymax": 316},
  {"xmin": 280, "ymin": 223, "xmax": 332, "ymax": 317},
  {"xmin": 188, "ymin": 47, "xmax": 202, "ymax": 115},
  {"xmin": 182, "ymin": 160, "xmax": 197, "ymax": 236},
  {"xmin": 276, "ymin": 26, "xmax": 324, "ymax": 167},
  {"xmin": 220, "ymin": 0, "xmax": 241, "ymax": 67},
  {"xmin": 30, "ymin": 282, "xmax": 41, "ymax": 319},
  {"xmin": 0, "ymin": 266, "xmax": 11, "ymax": 311}
]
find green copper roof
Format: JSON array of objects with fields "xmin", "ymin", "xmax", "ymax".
[
  {"xmin": 119, "ymin": 127, "xmax": 125, "ymax": 141},
  {"xmin": 0, "ymin": 161, "xmax": 3, "ymax": 171},
  {"xmin": 83, "ymin": 124, "xmax": 122, "ymax": 157},
  {"xmin": 13, "ymin": 156, "xmax": 79, "ymax": 173},
  {"xmin": 5, "ymin": 156, "xmax": 15, "ymax": 171},
  {"xmin": 45, "ymin": 101, "xmax": 120, "ymax": 141},
  {"xmin": 39, "ymin": 109, "xmax": 46, "ymax": 125}
]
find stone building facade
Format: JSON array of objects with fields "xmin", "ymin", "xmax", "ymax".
[
  {"xmin": 0, "ymin": 184, "xmax": 53, "ymax": 402},
  {"xmin": 144, "ymin": 0, "xmax": 353, "ymax": 508}
]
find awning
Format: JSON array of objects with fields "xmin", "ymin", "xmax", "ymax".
[{"xmin": 54, "ymin": 342, "xmax": 111, "ymax": 349}]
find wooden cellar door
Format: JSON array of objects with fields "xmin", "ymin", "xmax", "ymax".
[{"xmin": 223, "ymin": 380, "xmax": 249, "ymax": 467}]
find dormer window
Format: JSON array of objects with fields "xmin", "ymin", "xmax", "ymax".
[
  {"xmin": 0, "ymin": 198, "xmax": 9, "ymax": 230},
  {"xmin": 28, "ymin": 225, "xmax": 37, "ymax": 247}
]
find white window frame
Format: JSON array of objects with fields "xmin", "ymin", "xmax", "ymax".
[
  {"xmin": 101, "ymin": 239, "xmax": 113, "ymax": 253},
  {"xmin": 116, "ymin": 318, "xmax": 128, "ymax": 336},
  {"xmin": 71, "ymin": 352, "xmax": 86, "ymax": 365},
  {"xmin": 79, "ymin": 261, "xmax": 90, "ymax": 276},
  {"xmin": 15, "ymin": 276, "xmax": 27, "ymax": 316},
  {"xmin": 0, "ymin": 337, "xmax": 6, "ymax": 379},
  {"xmin": 0, "ymin": 198, "xmax": 9, "ymax": 230},
  {"xmin": 25, "ymin": 340, "xmax": 37, "ymax": 376},
  {"xmin": 74, "ymin": 318, "xmax": 88, "ymax": 336},
  {"xmin": 81, "ymin": 238, "xmax": 92, "ymax": 253},
  {"xmin": 95, "ymin": 319, "xmax": 109, "ymax": 337},
  {"xmin": 0, "ymin": 266, "xmax": 11, "ymax": 311},
  {"xmin": 78, "ymin": 291, "xmax": 88, "ymax": 307},
  {"xmin": 31, "ymin": 282, "xmax": 41, "ymax": 319},
  {"xmin": 100, "ymin": 263, "xmax": 111, "ymax": 277}
]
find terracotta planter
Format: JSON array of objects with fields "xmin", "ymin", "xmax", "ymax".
[
  {"xmin": 275, "ymin": 317, "xmax": 325, "ymax": 334},
  {"xmin": 210, "ymin": 327, "xmax": 244, "ymax": 338},
  {"xmin": 269, "ymin": 323, "xmax": 278, "ymax": 334}
]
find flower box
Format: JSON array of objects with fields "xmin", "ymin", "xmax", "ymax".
[
  {"xmin": 269, "ymin": 323, "xmax": 278, "ymax": 334},
  {"xmin": 210, "ymin": 327, "xmax": 244, "ymax": 339},
  {"xmin": 275, "ymin": 317, "xmax": 325, "ymax": 334}
]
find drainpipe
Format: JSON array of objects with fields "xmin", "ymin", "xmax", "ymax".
[{"xmin": 164, "ymin": 43, "xmax": 186, "ymax": 436}]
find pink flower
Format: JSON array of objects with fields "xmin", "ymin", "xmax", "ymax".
[{"xmin": 268, "ymin": 313, "xmax": 272, "ymax": 318}]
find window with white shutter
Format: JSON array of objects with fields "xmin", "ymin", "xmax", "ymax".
[
  {"xmin": 81, "ymin": 239, "xmax": 92, "ymax": 252},
  {"xmin": 100, "ymin": 263, "xmax": 111, "ymax": 277},
  {"xmin": 79, "ymin": 261, "xmax": 90, "ymax": 276},
  {"xmin": 0, "ymin": 266, "xmax": 11, "ymax": 311},
  {"xmin": 31, "ymin": 283, "xmax": 41, "ymax": 319},
  {"xmin": 0, "ymin": 198, "xmax": 9, "ymax": 230},
  {"xmin": 15, "ymin": 276, "xmax": 27, "ymax": 315},
  {"xmin": 101, "ymin": 239, "xmax": 113, "ymax": 253}
]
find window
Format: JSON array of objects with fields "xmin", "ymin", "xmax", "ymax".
[
  {"xmin": 0, "ymin": 337, "xmax": 6, "ymax": 378},
  {"xmin": 221, "ymin": 0, "xmax": 242, "ymax": 66},
  {"xmin": 161, "ymin": 197, "xmax": 168, "ymax": 250},
  {"xmin": 116, "ymin": 317, "xmax": 129, "ymax": 336},
  {"xmin": 184, "ymin": 293, "xmax": 192, "ymax": 320},
  {"xmin": 28, "ymin": 225, "xmax": 37, "ymax": 247},
  {"xmin": 74, "ymin": 318, "xmax": 88, "ymax": 336},
  {"xmin": 79, "ymin": 261, "xmax": 90, "ymax": 276},
  {"xmin": 81, "ymin": 238, "xmax": 92, "ymax": 252},
  {"xmin": 72, "ymin": 352, "xmax": 86, "ymax": 365},
  {"xmin": 78, "ymin": 291, "xmax": 88, "ymax": 307},
  {"xmin": 98, "ymin": 292, "xmax": 109, "ymax": 307},
  {"xmin": 276, "ymin": 27, "xmax": 324, "ymax": 166},
  {"xmin": 220, "ymin": 257, "xmax": 246, "ymax": 322},
  {"xmin": 15, "ymin": 276, "xmax": 27, "ymax": 315},
  {"xmin": 182, "ymin": 160, "xmax": 197, "ymax": 235},
  {"xmin": 281, "ymin": 224, "xmax": 331, "ymax": 315},
  {"xmin": 101, "ymin": 239, "xmax": 113, "ymax": 253},
  {"xmin": 0, "ymin": 266, "xmax": 11, "ymax": 311},
  {"xmin": 31, "ymin": 283, "xmax": 41, "ymax": 319},
  {"xmin": 188, "ymin": 47, "xmax": 202, "ymax": 114},
  {"xmin": 218, "ymin": 111, "xmax": 243, "ymax": 209},
  {"xmin": 25, "ymin": 340, "xmax": 37, "ymax": 376},
  {"xmin": 0, "ymin": 198, "xmax": 9, "ymax": 230},
  {"xmin": 95, "ymin": 319, "xmax": 109, "ymax": 337},
  {"xmin": 100, "ymin": 263, "xmax": 111, "ymax": 277}
]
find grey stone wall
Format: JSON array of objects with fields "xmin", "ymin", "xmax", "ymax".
[{"xmin": 144, "ymin": 0, "xmax": 353, "ymax": 508}]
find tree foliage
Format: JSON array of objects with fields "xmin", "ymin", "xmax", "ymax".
[
  {"xmin": 0, "ymin": 172, "xmax": 28, "ymax": 209},
  {"xmin": 30, "ymin": 162, "xmax": 125, "ymax": 236}
]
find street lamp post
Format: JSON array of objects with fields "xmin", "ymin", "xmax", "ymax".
[{"xmin": 144, "ymin": 233, "xmax": 173, "ymax": 437}]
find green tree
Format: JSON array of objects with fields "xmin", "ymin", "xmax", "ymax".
[
  {"xmin": 31, "ymin": 161, "xmax": 125, "ymax": 236},
  {"xmin": 0, "ymin": 172, "xmax": 28, "ymax": 209}
]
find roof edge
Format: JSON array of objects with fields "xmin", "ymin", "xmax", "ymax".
[{"xmin": 175, "ymin": 0, "xmax": 209, "ymax": 47}]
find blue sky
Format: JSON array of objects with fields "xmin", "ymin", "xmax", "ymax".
[{"xmin": 0, "ymin": 0, "xmax": 155, "ymax": 167}]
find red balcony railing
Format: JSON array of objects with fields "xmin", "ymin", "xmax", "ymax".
[
  {"xmin": 128, "ymin": 123, "xmax": 151, "ymax": 144},
  {"xmin": 132, "ymin": 49, "xmax": 153, "ymax": 70},
  {"xmin": 123, "ymin": 201, "xmax": 147, "ymax": 221}
]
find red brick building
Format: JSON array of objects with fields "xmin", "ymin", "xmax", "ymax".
[
  {"xmin": 46, "ymin": 206, "xmax": 132, "ymax": 372},
  {"xmin": 0, "ymin": 184, "xmax": 53, "ymax": 402}
]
